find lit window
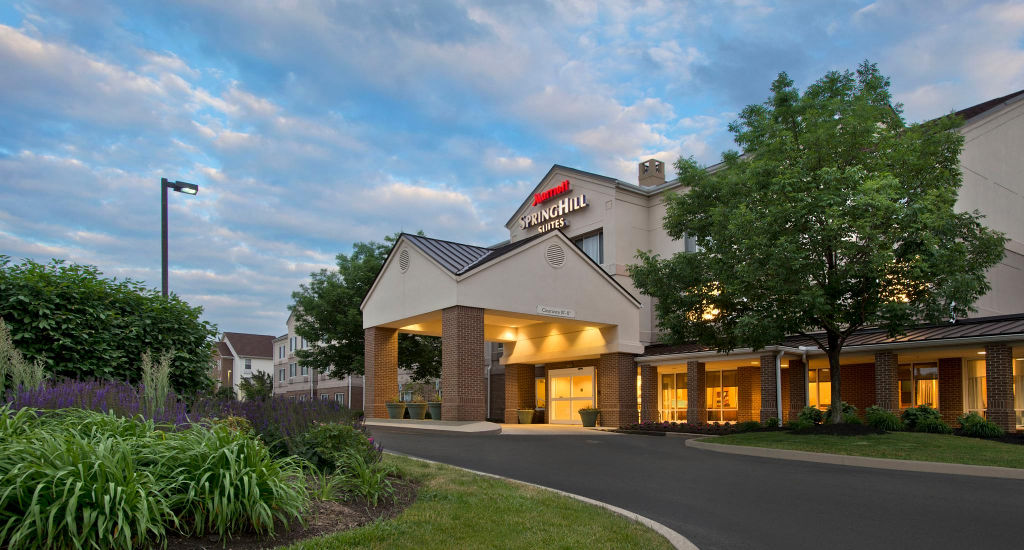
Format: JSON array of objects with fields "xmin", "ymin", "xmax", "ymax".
[
  {"xmin": 898, "ymin": 363, "xmax": 939, "ymax": 408},
  {"xmin": 535, "ymin": 378, "xmax": 546, "ymax": 409},
  {"xmin": 705, "ymin": 370, "xmax": 738, "ymax": 422},
  {"xmin": 808, "ymin": 368, "xmax": 832, "ymax": 410},
  {"xmin": 659, "ymin": 371, "xmax": 687, "ymax": 422},
  {"xmin": 573, "ymin": 231, "xmax": 603, "ymax": 264},
  {"xmin": 964, "ymin": 360, "xmax": 986, "ymax": 415}
]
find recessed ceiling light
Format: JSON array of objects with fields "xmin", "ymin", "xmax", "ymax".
[{"xmin": 977, "ymin": 351, "xmax": 986, "ymax": 355}]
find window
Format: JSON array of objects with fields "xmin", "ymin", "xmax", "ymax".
[
  {"xmin": 401, "ymin": 390, "xmax": 413, "ymax": 402},
  {"xmin": 244, "ymin": 358, "xmax": 252, "ymax": 371},
  {"xmin": 660, "ymin": 371, "xmax": 687, "ymax": 421},
  {"xmin": 808, "ymin": 368, "xmax": 832, "ymax": 410},
  {"xmin": 683, "ymin": 233, "xmax": 698, "ymax": 253},
  {"xmin": 279, "ymin": 345, "xmax": 285, "ymax": 359},
  {"xmin": 289, "ymin": 363, "xmax": 297, "ymax": 377},
  {"xmin": 335, "ymin": 393, "xmax": 345, "ymax": 405},
  {"xmin": 705, "ymin": 370, "xmax": 738, "ymax": 422},
  {"xmin": 964, "ymin": 360, "xmax": 986, "ymax": 415},
  {"xmin": 279, "ymin": 368, "xmax": 285, "ymax": 382},
  {"xmin": 297, "ymin": 394, "xmax": 305, "ymax": 402},
  {"xmin": 321, "ymin": 393, "xmax": 329, "ymax": 401},
  {"xmin": 535, "ymin": 378, "xmax": 546, "ymax": 409},
  {"xmin": 289, "ymin": 337, "xmax": 295, "ymax": 352},
  {"xmin": 301, "ymin": 364, "xmax": 309, "ymax": 376},
  {"xmin": 573, "ymin": 231, "xmax": 603, "ymax": 264},
  {"xmin": 898, "ymin": 363, "xmax": 939, "ymax": 408}
]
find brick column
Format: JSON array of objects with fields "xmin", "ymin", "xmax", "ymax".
[
  {"xmin": 441, "ymin": 306, "xmax": 486, "ymax": 421},
  {"xmin": 737, "ymin": 366, "xmax": 758, "ymax": 422},
  {"xmin": 364, "ymin": 326, "xmax": 398, "ymax": 419},
  {"xmin": 788, "ymin": 359, "xmax": 807, "ymax": 421},
  {"xmin": 597, "ymin": 353, "xmax": 638, "ymax": 427},
  {"xmin": 874, "ymin": 351, "xmax": 899, "ymax": 413},
  {"xmin": 759, "ymin": 353, "xmax": 779, "ymax": 422},
  {"xmin": 985, "ymin": 343, "xmax": 1015, "ymax": 432},
  {"xmin": 686, "ymin": 360, "xmax": 706, "ymax": 424},
  {"xmin": 938, "ymin": 358, "xmax": 963, "ymax": 425},
  {"xmin": 503, "ymin": 364, "xmax": 535, "ymax": 424},
  {"xmin": 639, "ymin": 364, "xmax": 658, "ymax": 422}
]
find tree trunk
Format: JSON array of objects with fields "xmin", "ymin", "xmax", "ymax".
[{"xmin": 827, "ymin": 334, "xmax": 843, "ymax": 424}]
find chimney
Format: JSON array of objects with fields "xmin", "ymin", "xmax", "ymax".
[{"xmin": 638, "ymin": 159, "xmax": 665, "ymax": 187}]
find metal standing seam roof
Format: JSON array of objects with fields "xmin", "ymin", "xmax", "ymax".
[
  {"xmin": 642, "ymin": 313, "xmax": 1024, "ymax": 357},
  {"xmin": 402, "ymin": 232, "xmax": 546, "ymax": 276}
]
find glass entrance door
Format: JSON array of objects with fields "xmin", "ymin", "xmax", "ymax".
[{"xmin": 548, "ymin": 367, "xmax": 595, "ymax": 424}]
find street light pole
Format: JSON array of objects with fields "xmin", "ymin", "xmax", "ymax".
[{"xmin": 161, "ymin": 178, "xmax": 199, "ymax": 298}]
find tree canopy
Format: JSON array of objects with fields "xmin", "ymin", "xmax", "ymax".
[
  {"xmin": 0, "ymin": 256, "xmax": 218, "ymax": 394},
  {"xmin": 629, "ymin": 61, "xmax": 1006, "ymax": 423},
  {"xmin": 290, "ymin": 233, "xmax": 441, "ymax": 380}
]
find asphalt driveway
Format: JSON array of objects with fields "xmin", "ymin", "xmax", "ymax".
[{"xmin": 370, "ymin": 427, "xmax": 1024, "ymax": 550}]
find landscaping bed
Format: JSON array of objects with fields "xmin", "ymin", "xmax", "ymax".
[{"xmin": 619, "ymin": 420, "xmax": 781, "ymax": 435}]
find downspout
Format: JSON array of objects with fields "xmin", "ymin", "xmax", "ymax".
[{"xmin": 775, "ymin": 350, "xmax": 784, "ymax": 421}]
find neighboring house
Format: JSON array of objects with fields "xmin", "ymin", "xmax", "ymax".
[
  {"xmin": 273, "ymin": 310, "xmax": 364, "ymax": 409},
  {"xmin": 212, "ymin": 332, "xmax": 275, "ymax": 400},
  {"xmin": 360, "ymin": 89, "xmax": 1024, "ymax": 431}
]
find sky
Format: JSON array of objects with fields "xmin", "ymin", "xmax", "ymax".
[{"xmin": 1, "ymin": 0, "xmax": 1022, "ymax": 337}]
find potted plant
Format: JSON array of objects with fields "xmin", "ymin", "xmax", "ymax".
[
  {"xmin": 517, "ymin": 408, "xmax": 535, "ymax": 425},
  {"xmin": 579, "ymin": 407, "xmax": 600, "ymax": 427},
  {"xmin": 385, "ymin": 396, "xmax": 406, "ymax": 419},
  {"xmin": 427, "ymin": 394, "xmax": 442, "ymax": 420},
  {"xmin": 406, "ymin": 395, "xmax": 428, "ymax": 420}
]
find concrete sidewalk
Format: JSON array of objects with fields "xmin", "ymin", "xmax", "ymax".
[{"xmin": 364, "ymin": 418, "xmax": 502, "ymax": 434}]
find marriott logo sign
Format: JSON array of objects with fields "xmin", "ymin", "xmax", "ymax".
[{"xmin": 519, "ymin": 180, "xmax": 589, "ymax": 233}]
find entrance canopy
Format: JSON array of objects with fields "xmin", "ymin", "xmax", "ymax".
[{"xmin": 361, "ymin": 231, "xmax": 643, "ymax": 363}]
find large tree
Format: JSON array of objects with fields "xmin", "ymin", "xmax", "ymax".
[
  {"xmin": 290, "ymin": 233, "xmax": 441, "ymax": 381},
  {"xmin": 629, "ymin": 62, "xmax": 1006, "ymax": 423}
]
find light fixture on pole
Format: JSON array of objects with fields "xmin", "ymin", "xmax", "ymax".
[{"xmin": 161, "ymin": 178, "xmax": 199, "ymax": 298}]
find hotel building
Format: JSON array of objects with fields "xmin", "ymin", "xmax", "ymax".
[
  {"xmin": 360, "ymin": 90, "xmax": 1024, "ymax": 431},
  {"xmin": 273, "ymin": 310, "xmax": 364, "ymax": 407}
]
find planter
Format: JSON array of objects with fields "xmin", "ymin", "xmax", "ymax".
[
  {"xmin": 406, "ymin": 402, "xmax": 428, "ymax": 420},
  {"xmin": 579, "ymin": 409, "xmax": 600, "ymax": 427},
  {"xmin": 427, "ymin": 402, "xmax": 442, "ymax": 420},
  {"xmin": 517, "ymin": 409, "xmax": 535, "ymax": 425},
  {"xmin": 385, "ymin": 403, "xmax": 406, "ymax": 419}
]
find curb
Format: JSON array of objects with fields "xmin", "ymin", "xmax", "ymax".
[
  {"xmin": 365, "ymin": 420, "xmax": 502, "ymax": 435},
  {"xmin": 685, "ymin": 439, "xmax": 1024, "ymax": 479},
  {"xmin": 386, "ymin": 451, "xmax": 699, "ymax": 550}
]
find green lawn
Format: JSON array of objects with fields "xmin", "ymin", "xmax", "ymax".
[
  {"xmin": 710, "ymin": 431, "xmax": 1024, "ymax": 469},
  {"xmin": 285, "ymin": 454, "xmax": 673, "ymax": 550}
]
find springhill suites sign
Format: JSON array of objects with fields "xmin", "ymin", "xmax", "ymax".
[{"xmin": 519, "ymin": 179, "xmax": 589, "ymax": 233}]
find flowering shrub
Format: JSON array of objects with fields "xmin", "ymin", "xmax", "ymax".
[{"xmin": 5, "ymin": 379, "xmax": 189, "ymax": 425}]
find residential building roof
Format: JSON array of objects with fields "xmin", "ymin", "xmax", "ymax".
[
  {"xmin": 216, "ymin": 341, "xmax": 231, "ymax": 357},
  {"xmin": 954, "ymin": 89, "xmax": 1024, "ymax": 121},
  {"xmin": 222, "ymin": 332, "xmax": 275, "ymax": 358},
  {"xmin": 402, "ymin": 232, "xmax": 545, "ymax": 276}
]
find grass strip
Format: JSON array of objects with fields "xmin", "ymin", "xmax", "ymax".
[
  {"xmin": 285, "ymin": 454, "xmax": 674, "ymax": 550},
  {"xmin": 710, "ymin": 431, "xmax": 1024, "ymax": 469}
]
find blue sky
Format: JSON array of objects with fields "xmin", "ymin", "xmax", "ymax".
[{"xmin": 1, "ymin": 0, "xmax": 1022, "ymax": 336}]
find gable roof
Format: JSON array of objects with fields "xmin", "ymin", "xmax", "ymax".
[
  {"xmin": 222, "ymin": 332, "xmax": 275, "ymax": 358},
  {"xmin": 216, "ymin": 341, "xmax": 232, "ymax": 357},
  {"xmin": 955, "ymin": 89, "xmax": 1024, "ymax": 122}
]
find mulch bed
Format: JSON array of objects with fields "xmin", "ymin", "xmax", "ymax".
[{"xmin": 166, "ymin": 478, "xmax": 417, "ymax": 550}]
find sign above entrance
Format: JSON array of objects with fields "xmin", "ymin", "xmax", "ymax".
[
  {"xmin": 519, "ymin": 179, "xmax": 589, "ymax": 234},
  {"xmin": 537, "ymin": 305, "xmax": 576, "ymax": 319}
]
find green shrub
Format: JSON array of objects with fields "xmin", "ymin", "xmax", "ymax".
[
  {"xmin": 957, "ymin": 412, "xmax": 1003, "ymax": 438},
  {"xmin": 901, "ymin": 404, "xmax": 942, "ymax": 431},
  {"xmin": 295, "ymin": 423, "xmax": 379, "ymax": 474},
  {"xmin": 842, "ymin": 412, "xmax": 863, "ymax": 425},
  {"xmin": 797, "ymin": 406, "xmax": 824, "ymax": 424},
  {"xmin": 0, "ymin": 405, "xmax": 309, "ymax": 549},
  {"xmin": 765, "ymin": 417, "xmax": 780, "ymax": 428},
  {"xmin": 338, "ymin": 450, "xmax": 396, "ymax": 506},
  {"xmin": 913, "ymin": 416, "xmax": 953, "ymax": 434},
  {"xmin": 865, "ymin": 405, "xmax": 902, "ymax": 432},
  {"xmin": 786, "ymin": 419, "xmax": 815, "ymax": 433},
  {"xmin": 824, "ymin": 401, "xmax": 857, "ymax": 422},
  {"xmin": 213, "ymin": 415, "xmax": 254, "ymax": 435},
  {"xmin": 735, "ymin": 420, "xmax": 763, "ymax": 433}
]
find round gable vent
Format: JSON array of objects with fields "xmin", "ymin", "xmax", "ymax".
[
  {"xmin": 399, "ymin": 249, "xmax": 410, "ymax": 273},
  {"xmin": 545, "ymin": 243, "xmax": 565, "ymax": 269}
]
